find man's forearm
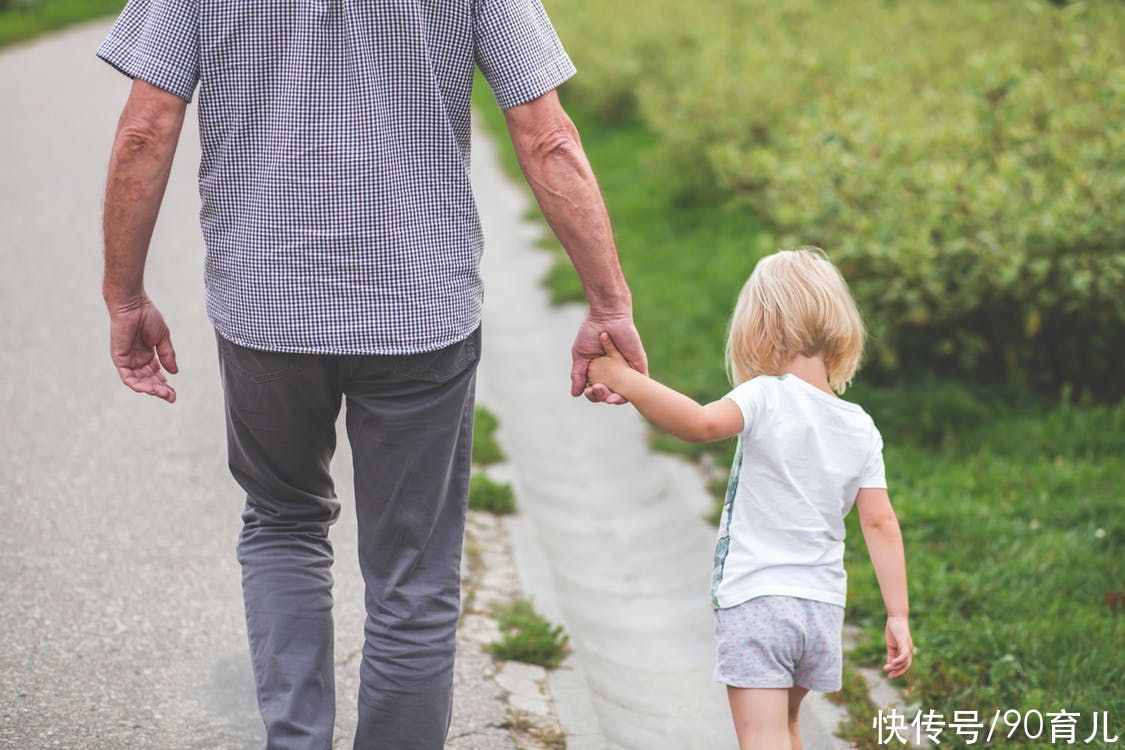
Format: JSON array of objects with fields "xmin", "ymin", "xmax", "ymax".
[
  {"xmin": 519, "ymin": 136, "xmax": 628, "ymax": 312},
  {"xmin": 507, "ymin": 96, "xmax": 630, "ymax": 314},
  {"xmin": 103, "ymin": 88, "xmax": 185, "ymax": 307}
]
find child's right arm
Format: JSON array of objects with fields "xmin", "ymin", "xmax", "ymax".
[
  {"xmin": 587, "ymin": 333, "xmax": 743, "ymax": 443},
  {"xmin": 856, "ymin": 487, "xmax": 914, "ymax": 679}
]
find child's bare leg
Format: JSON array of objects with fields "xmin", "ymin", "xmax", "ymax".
[
  {"xmin": 727, "ymin": 687, "xmax": 791, "ymax": 750},
  {"xmin": 787, "ymin": 686, "xmax": 809, "ymax": 750}
]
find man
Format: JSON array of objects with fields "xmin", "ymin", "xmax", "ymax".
[{"xmin": 97, "ymin": 0, "xmax": 646, "ymax": 747}]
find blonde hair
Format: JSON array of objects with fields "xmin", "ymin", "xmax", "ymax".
[{"xmin": 725, "ymin": 247, "xmax": 865, "ymax": 394}]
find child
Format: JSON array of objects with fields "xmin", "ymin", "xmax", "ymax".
[{"xmin": 587, "ymin": 247, "xmax": 912, "ymax": 750}]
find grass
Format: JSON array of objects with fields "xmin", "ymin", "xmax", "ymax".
[
  {"xmin": 469, "ymin": 405, "xmax": 514, "ymax": 514},
  {"xmin": 486, "ymin": 599, "xmax": 571, "ymax": 669},
  {"xmin": 827, "ymin": 662, "xmax": 883, "ymax": 750},
  {"xmin": 0, "ymin": 0, "xmax": 123, "ymax": 48},
  {"xmin": 472, "ymin": 405, "xmax": 505, "ymax": 466},
  {"xmin": 468, "ymin": 473, "xmax": 517, "ymax": 515},
  {"xmin": 473, "ymin": 80, "xmax": 1124, "ymax": 747},
  {"xmin": 842, "ymin": 397, "xmax": 1123, "ymax": 746}
]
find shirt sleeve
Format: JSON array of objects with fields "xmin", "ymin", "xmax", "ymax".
[
  {"xmin": 722, "ymin": 377, "xmax": 768, "ymax": 436},
  {"xmin": 859, "ymin": 426, "xmax": 888, "ymax": 489},
  {"xmin": 96, "ymin": 0, "xmax": 200, "ymax": 103},
  {"xmin": 474, "ymin": 0, "xmax": 577, "ymax": 110}
]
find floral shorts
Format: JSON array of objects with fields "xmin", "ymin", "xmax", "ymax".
[{"xmin": 713, "ymin": 595, "xmax": 845, "ymax": 692}]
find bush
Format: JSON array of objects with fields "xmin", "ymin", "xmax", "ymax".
[{"xmin": 551, "ymin": 0, "xmax": 1125, "ymax": 398}]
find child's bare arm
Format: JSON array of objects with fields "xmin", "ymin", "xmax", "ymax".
[
  {"xmin": 857, "ymin": 488, "xmax": 908, "ymax": 616},
  {"xmin": 587, "ymin": 333, "xmax": 743, "ymax": 443},
  {"xmin": 856, "ymin": 487, "xmax": 913, "ymax": 678}
]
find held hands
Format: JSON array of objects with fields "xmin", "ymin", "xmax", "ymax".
[
  {"xmin": 587, "ymin": 332, "xmax": 632, "ymax": 393},
  {"xmin": 883, "ymin": 615, "xmax": 914, "ymax": 679},
  {"xmin": 571, "ymin": 313, "xmax": 647, "ymax": 404},
  {"xmin": 107, "ymin": 295, "xmax": 178, "ymax": 403}
]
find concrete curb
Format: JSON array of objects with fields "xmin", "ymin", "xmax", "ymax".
[{"xmin": 504, "ymin": 511, "xmax": 609, "ymax": 750}]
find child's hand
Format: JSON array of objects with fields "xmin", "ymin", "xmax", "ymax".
[
  {"xmin": 587, "ymin": 332, "xmax": 631, "ymax": 390},
  {"xmin": 883, "ymin": 616, "xmax": 914, "ymax": 679}
]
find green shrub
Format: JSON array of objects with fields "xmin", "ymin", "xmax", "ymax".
[
  {"xmin": 468, "ymin": 474, "xmax": 516, "ymax": 515},
  {"xmin": 472, "ymin": 406, "xmax": 505, "ymax": 466},
  {"xmin": 486, "ymin": 600, "xmax": 571, "ymax": 669},
  {"xmin": 551, "ymin": 0, "xmax": 1125, "ymax": 398}
]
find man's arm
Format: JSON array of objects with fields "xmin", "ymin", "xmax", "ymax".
[
  {"xmin": 502, "ymin": 90, "xmax": 646, "ymax": 403},
  {"xmin": 103, "ymin": 80, "xmax": 187, "ymax": 404}
]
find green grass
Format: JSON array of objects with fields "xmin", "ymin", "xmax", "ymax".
[
  {"xmin": 827, "ymin": 662, "xmax": 882, "ymax": 750},
  {"xmin": 842, "ymin": 397, "xmax": 1123, "ymax": 746},
  {"xmin": 472, "ymin": 405, "xmax": 505, "ymax": 466},
  {"xmin": 486, "ymin": 599, "xmax": 571, "ymax": 669},
  {"xmin": 473, "ymin": 82, "xmax": 1124, "ymax": 747},
  {"xmin": 0, "ymin": 0, "xmax": 123, "ymax": 48},
  {"xmin": 468, "ymin": 473, "xmax": 517, "ymax": 515}
]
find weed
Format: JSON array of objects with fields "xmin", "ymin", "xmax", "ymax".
[
  {"xmin": 468, "ymin": 474, "xmax": 517, "ymax": 515},
  {"xmin": 487, "ymin": 600, "xmax": 571, "ymax": 669}
]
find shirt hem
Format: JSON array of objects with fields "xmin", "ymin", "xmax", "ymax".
[
  {"xmin": 209, "ymin": 313, "xmax": 483, "ymax": 357},
  {"xmin": 714, "ymin": 583, "xmax": 846, "ymax": 610}
]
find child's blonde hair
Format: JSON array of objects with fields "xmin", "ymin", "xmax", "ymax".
[{"xmin": 725, "ymin": 247, "xmax": 865, "ymax": 394}]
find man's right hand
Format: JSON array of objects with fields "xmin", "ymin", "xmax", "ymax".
[{"xmin": 107, "ymin": 296, "xmax": 179, "ymax": 403}]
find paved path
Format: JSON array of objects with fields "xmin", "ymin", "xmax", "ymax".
[{"xmin": 0, "ymin": 18, "xmax": 849, "ymax": 750}]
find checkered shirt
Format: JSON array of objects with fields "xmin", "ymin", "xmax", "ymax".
[{"xmin": 97, "ymin": 0, "xmax": 576, "ymax": 354}]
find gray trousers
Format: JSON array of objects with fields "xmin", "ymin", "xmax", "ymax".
[{"xmin": 215, "ymin": 326, "xmax": 481, "ymax": 750}]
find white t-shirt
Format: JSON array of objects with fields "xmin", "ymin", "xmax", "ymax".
[{"xmin": 709, "ymin": 374, "xmax": 887, "ymax": 610}]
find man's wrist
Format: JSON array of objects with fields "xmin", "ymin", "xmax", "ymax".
[
  {"xmin": 103, "ymin": 285, "xmax": 148, "ymax": 312},
  {"xmin": 586, "ymin": 290, "xmax": 632, "ymax": 320}
]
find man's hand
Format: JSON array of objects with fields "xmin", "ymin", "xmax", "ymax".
[
  {"xmin": 102, "ymin": 80, "xmax": 187, "ymax": 405},
  {"xmin": 108, "ymin": 296, "xmax": 178, "ymax": 403},
  {"xmin": 572, "ymin": 312, "xmax": 647, "ymax": 404}
]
